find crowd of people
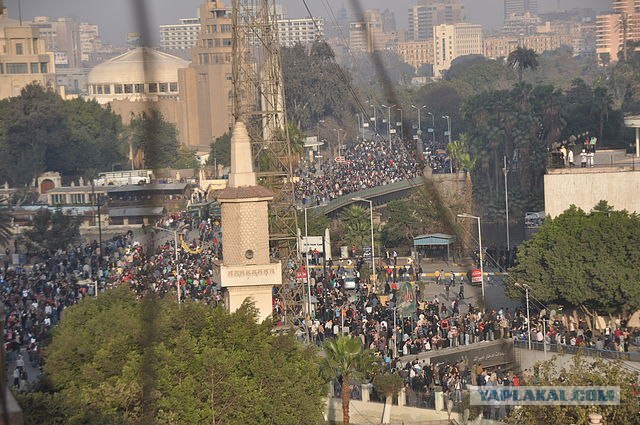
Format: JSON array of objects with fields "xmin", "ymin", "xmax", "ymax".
[
  {"xmin": 1, "ymin": 211, "xmax": 225, "ymax": 391},
  {"xmin": 294, "ymin": 136, "xmax": 421, "ymax": 206}
]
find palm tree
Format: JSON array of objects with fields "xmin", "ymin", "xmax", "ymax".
[
  {"xmin": 447, "ymin": 138, "xmax": 477, "ymax": 253},
  {"xmin": 323, "ymin": 335, "xmax": 378, "ymax": 425},
  {"xmin": 0, "ymin": 197, "xmax": 12, "ymax": 248},
  {"xmin": 339, "ymin": 205, "xmax": 371, "ymax": 250},
  {"xmin": 507, "ymin": 47, "xmax": 539, "ymax": 83}
]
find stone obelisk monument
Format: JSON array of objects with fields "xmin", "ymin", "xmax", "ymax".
[{"xmin": 216, "ymin": 121, "xmax": 281, "ymax": 322}]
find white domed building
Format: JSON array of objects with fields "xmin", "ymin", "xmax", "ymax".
[{"xmin": 87, "ymin": 47, "xmax": 188, "ymax": 104}]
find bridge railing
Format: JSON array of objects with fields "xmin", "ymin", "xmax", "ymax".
[{"xmin": 513, "ymin": 339, "xmax": 640, "ymax": 362}]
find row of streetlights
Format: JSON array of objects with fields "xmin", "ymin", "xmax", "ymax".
[{"xmin": 367, "ymin": 103, "xmax": 452, "ymax": 143}]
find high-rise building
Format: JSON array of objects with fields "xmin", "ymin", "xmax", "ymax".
[
  {"xmin": 349, "ymin": 9, "xmax": 399, "ymax": 52},
  {"xmin": 502, "ymin": 11, "xmax": 541, "ymax": 35},
  {"xmin": 0, "ymin": 5, "xmax": 56, "ymax": 99},
  {"xmin": 30, "ymin": 16, "xmax": 82, "ymax": 68},
  {"xmin": 408, "ymin": 0, "xmax": 465, "ymax": 41},
  {"xmin": 277, "ymin": 17, "xmax": 324, "ymax": 47},
  {"xmin": 504, "ymin": 0, "xmax": 538, "ymax": 20},
  {"xmin": 160, "ymin": 17, "xmax": 201, "ymax": 51},
  {"xmin": 596, "ymin": 0, "xmax": 640, "ymax": 63},
  {"xmin": 78, "ymin": 22, "xmax": 102, "ymax": 62},
  {"xmin": 433, "ymin": 22, "xmax": 483, "ymax": 77},
  {"xmin": 178, "ymin": 0, "xmax": 234, "ymax": 149}
]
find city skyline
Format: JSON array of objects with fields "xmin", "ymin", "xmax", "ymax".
[{"xmin": 6, "ymin": 0, "xmax": 611, "ymax": 45}]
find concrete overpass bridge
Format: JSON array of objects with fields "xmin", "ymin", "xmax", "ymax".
[{"xmin": 309, "ymin": 176, "xmax": 425, "ymax": 217}]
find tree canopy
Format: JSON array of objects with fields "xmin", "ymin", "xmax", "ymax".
[
  {"xmin": 21, "ymin": 288, "xmax": 326, "ymax": 425},
  {"xmin": 0, "ymin": 84, "xmax": 126, "ymax": 186},
  {"xmin": 23, "ymin": 209, "xmax": 81, "ymax": 252},
  {"xmin": 281, "ymin": 41, "xmax": 357, "ymax": 130},
  {"xmin": 508, "ymin": 201, "xmax": 640, "ymax": 316},
  {"xmin": 504, "ymin": 354, "xmax": 640, "ymax": 425},
  {"xmin": 126, "ymin": 110, "xmax": 192, "ymax": 170}
]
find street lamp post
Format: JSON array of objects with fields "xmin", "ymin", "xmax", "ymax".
[
  {"xmin": 457, "ymin": 213, "xmax": 484, "ymax": 305},
  {"xmin": 352, "ymin": 197, "xmax": 375, "ymax": 286},
  {"xmin": 153, "ymin": 226, "xmax": 182, "ymax": 304},
  {"xmin": 370, "ymin": 104, "xmax": 377, "ymax": 135},
  {"xmin": 381, "ymin": 104, "xmax": 395, "ymax": 149},
  {"xmin": 515, "ymin": 283, "xmax": 532, "ymax": 350},
  {"xmin": 396, "ymin": 107, "xmax": 403, "ymax": 139},
  {"xmin": 427, "ymin": 112, "xmax": 435, "ymax": 145},
  {"xmin": 503, "ymin": 155, "xmax": 510, "ymax": 252},
  {"xmin": 303, "ymin": 207, "xmax": 313, "ymax": 344},
  {"xmin": 442, "ymin": 115, "xmax": 452, "ymax": 145},
  {"xmin": 333, "ymin": 128, "xmax": 343, "ymax": 157},
  {"xmin": 411, "ymin": 105, "xmax": 426, "ymax": 133},
  {"xmin": 317, "ymin": 119, "xmax": 324, "ymax": 146}
]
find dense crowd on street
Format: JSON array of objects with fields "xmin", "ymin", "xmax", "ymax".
[
  {"xmin": 294, "ymin": 136, "xmax": 421, "ymax": 205},
  {"xmin": 1, "ymin": 209, "xmax": 635, "ymax": 399},
  {"xmin": 1, "ymin": 211, "xmax": 223, "ymax": 391}
]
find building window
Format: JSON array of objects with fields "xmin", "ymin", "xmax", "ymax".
[
  {"xmin": 6, "ymin": 63, "xmax": 28, "ymax": 74},
  {"xmin": 124, "ymin": 84, "xmax": 133, "ymax": 93},
  {"xmin": 215, "ymin": 38, "xmax": 221, "ymax": 47},
  {"xmin": 96, "ymin": 85, "xmax": 103, "ymax": 94},
  {"xmin": 114, "ymin": 84, "xmax": 123, "ymax": 94},
  {"xmin": 40, "ymin": 63, "xmax": 47, "ymax": 73},
  {"xmin": 159, "ymin": 83, "xmax": 168, "ymax": 92},
  {"xmin": 169, "ymin": 82, "xmax": 178, "ymax": 92},
  {"xmin": 221, "ymin": 24, "xmax": 231, "ymax": 33},
  {"xmin": 0, "ymin": 64, "xmax": 3, "ymax": 74},
  {"xmin": 30, "ymin": 63, "xmax": 39, "ymax": 74},
  {"xmin": 32, "ymin": 39, "xmax": 38, "ymax": 54},
  {"xmin": 223, "ymin": 38, "xmax": 232, "ymax": 47},
  {"xmin": 51, "ymin": 194, "xmax": 65, "ymax": 205},
  {"xmin": 71, "ymin": 193, "xmax": 85, "ymax": 204},
  {"xmin": 15, "ymin": 43, "xmax": 23, "ymax": 55},
  {"xmin": 148, "ymin": 83, "xmax": 158, "ymax": 93},
  {"xmin": 103, "ymin": 84, "xmax": 111, "ymax": 94},
  {"xmin": 134, "ymin": 83, "xmax": 144, "ymax": 93}
]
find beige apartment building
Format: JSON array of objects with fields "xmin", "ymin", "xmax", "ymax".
[
  {"xmin": 484, "ymin": 33, "xmax": 572, "ymax": 59},
  {"xmin": 178, "ymin": 0, "xmax": 234, "ymax": 149},
  {"xmin": 596, "ymin": 0, "xmax": 640, "ymax": 63},
  {"xmin": 349, "ymin": 9, "xmax": 398, "ymax": 53},
  {"xmin": 433, "ymin": 23, "xmax": 483, "ymax": 77},
  {"xmin": 394, "ymin": 40, "xmax": 434, "ymax": 69},
  {"xmin": 0, "ymin": 5, "xmax": 56, "ymax": 100}
]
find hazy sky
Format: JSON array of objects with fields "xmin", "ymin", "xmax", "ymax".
[{"xmin": 6, "ymin": 0, "xmax": 611, "ymax": 45}]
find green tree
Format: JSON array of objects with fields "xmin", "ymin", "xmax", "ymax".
[
  {"xmin": 504, "ymin": 354, "xmax": 640, "ymax": 425},
  {"xmin": 0, "ymin": 84, "xmax": 68, "ymax": 186},
  {"xmin": 23, "ymin": 209, "xmax": 80, "ymax": 252},
  {"xmin": 323, "ymin": 335, "xmax": 378, "ymax": 425},
  {"xmin": 382, "ymin": 186, "xmax": 443, "ymax": 248},
  {"xmin": 373, "ymin": 373, "xmax": 404, "ymax": 424},
  {"xmin": 208, "ymin": 131, "xmax": 231, "ymax": 168},
  {"xmin": 281, "ymin": 41, "xmax": 357, "ymax": 130},
  {"xmin": 127, "ymin": 110, "xmax": 180, "ymax": 169},
  {"xmin": 298, "ymin": 209, "xmax": 330, "ymax": 237},
  {"xmin": 339, "ymin": 205, "xmax": 372, "ymax": 250},
  {"xmin": 0, "ymin": 84, "xmax": 127, "ymax": 185},
  {"xmin": 508, "ymin": 202, "xmax": 640, "ymax": 316},
  {"xmin": 507, "ymin": 47, "xmax": 539, "ymax": 83},
  {"xmin": 172, "ymin": 145, "xmax": 200, "ymax": 170},
  {"xmin": 23, "ymin": 287, "xmax": 326, "ymax": 425}
]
